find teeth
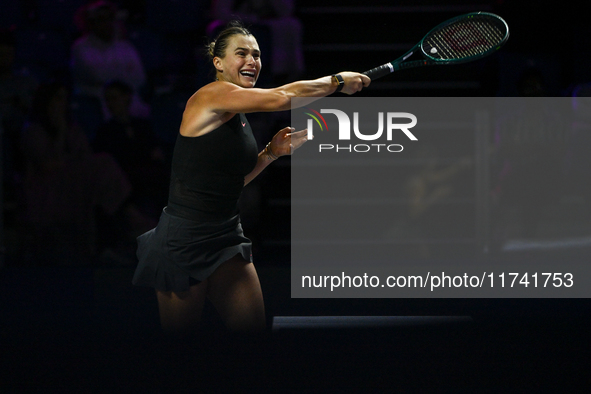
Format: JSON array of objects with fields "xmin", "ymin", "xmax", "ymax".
[{"xmin": 241, "ymin": 71, "xmax": 255, "ymax": 77}]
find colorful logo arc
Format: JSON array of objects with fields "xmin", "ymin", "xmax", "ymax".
[{"xmin": 304, "ymin": 107, "xmax": 329, "ymax": 132}]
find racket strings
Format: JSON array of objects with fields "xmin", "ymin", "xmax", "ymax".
[
  {"xmin": 441, "ymin": 22, "xmax": 497, "ymax": 58},
  {"xmin": 430, "ymin": 23, "xmax": 500, "ymax": 59},
  {"xmin": 424, "ymin": 17, "xmax": 505, "ymax": 60}
]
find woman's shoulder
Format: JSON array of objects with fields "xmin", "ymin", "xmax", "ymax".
[
  {"xmin": 186, "ymin": 81, "xmax": 239, "ymax": 110},
  {"xmin": 194, "ymin": 81, "xmax": 238, "ymax": 96},
  {"xmin": 180, "ymin": 83, "xmax": 238, "ymax": 137}
]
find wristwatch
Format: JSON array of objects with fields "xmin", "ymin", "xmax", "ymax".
[{"xmin": 332, "ymin": 74, "xmax": 344, "ymax": 92}]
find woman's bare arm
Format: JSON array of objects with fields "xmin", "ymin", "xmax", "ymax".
[{"xmin": 180, "ymin": 72, "xmax": 370, "ymax": 137}]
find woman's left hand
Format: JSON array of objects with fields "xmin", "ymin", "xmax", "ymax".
[{"xmin": 270, "ymin": 127, "xmax": 309, "ymax": 157}]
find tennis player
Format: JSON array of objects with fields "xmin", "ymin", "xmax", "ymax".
[{"xmin": 132, "ymin": 21, "xmax": 370, "ymax": 333}]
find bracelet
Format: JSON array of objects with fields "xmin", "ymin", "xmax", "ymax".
[{"xmin": 265, "ymin": 142, "xmax": 278, "ymax": 160}]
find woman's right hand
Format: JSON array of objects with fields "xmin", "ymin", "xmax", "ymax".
[{"xmin": 337, "ymin": 71, "xmax": 371, "ymax": 95}]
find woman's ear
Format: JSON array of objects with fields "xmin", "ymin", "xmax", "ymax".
[{"xmin": 213, "ymin": 57, "xmax": 223, "ymax": 73}]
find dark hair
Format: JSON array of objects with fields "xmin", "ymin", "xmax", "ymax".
[
  {"xmin": 74, "ymin": 0, "xmax": 117, "ymax": 33},
  {"xmin": 206, "ymin": 20, "xmax": 253, "ymax": 61}
]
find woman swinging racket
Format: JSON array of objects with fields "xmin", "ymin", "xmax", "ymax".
[{"xmin": 132, "ymin": 21, "xmax": 370, "ymax": 333}]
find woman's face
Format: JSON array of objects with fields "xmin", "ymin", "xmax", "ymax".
[{"xmin": 214, "ymin": 34, "xmax": 261, "ymax": 88}]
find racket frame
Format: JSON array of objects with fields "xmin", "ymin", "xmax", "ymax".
[
  {"xmin": 418, "ymin": 11, "xmax": 510, "ymax": 65},
  {"xmin": 363, "ymin": 11, "xmax": 509, "ymax": 79}
]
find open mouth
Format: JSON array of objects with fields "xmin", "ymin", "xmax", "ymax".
[{"xmin": 240, "ymin": 70, "xmax": 256, "ymax": 79}]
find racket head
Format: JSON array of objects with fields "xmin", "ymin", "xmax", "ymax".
[{"xmin": 420, "ymin": 12, "xmax": 509, "ymax": 64}]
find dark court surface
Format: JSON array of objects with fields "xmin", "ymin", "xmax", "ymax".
[{"xmin": 1, "ymin": 263, "xmax": 590, "ymax": 393}]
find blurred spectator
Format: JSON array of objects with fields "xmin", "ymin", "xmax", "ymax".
[
  {"xmin": 404, "ymin": 146, "xmax": 471, "ymax": 258},
  {"xmin": 209, "ymin": 0, "xmax": 305, "ymax": 84},
  {"xmin": 93, "ymin": 80, "xmax": 169, "ymax": 219},
  {"xmin": 491, "ymin": 68, "xmax": 567, "ymax": 242},
  {"xmin": 516, "ymin": 67, "xmax": 545, "ymax": 97},
  {"xmin": 19, "ymin": 82, "xmax": 133, "ymax": 265},
  {"xmin": 71, "ymin": 0, "xmax": 149, "ymax": 119},
  {"xmin": 564, "ymin": 83, "xmax": 591, "ymax": 200}
]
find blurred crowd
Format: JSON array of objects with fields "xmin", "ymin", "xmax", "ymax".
[
  {"xmin": 2, "ymin": 1, "xmax": 591, "ymax": 265},
  {"xmin": 1, "ymin": 0, "xmax": 304, "ymax": 266}
]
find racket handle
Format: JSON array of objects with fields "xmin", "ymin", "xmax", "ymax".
[{"xmin": 363, "ymin": 63, "xmax": 394, "ymax": 80}]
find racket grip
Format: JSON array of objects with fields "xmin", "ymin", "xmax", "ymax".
[{"xmin": 363, "ymin": 63, "xmax": 394, "ymax": 80}]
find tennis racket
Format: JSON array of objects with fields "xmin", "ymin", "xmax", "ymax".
[{"xmin": 363, "ymin": 12, "xmax": 509, "ymax": 80}]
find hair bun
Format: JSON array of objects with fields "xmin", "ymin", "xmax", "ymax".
[{"xmin": 207, "ymin": 40, "xmax": 216, "ymax": 60}]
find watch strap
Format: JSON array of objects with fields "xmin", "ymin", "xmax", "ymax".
[{"xmin": 332, "ymin": 74, "xmax": 344, "ymax": 92}]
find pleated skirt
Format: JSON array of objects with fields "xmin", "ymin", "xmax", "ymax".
[{"xmin": 132, "ymin": 207, "xmax": 252, "ymax": 292}]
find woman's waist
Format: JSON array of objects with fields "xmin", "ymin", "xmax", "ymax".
[{"xmin": 165, "ymin": 201, "xmax": 240, "ymax": 225}]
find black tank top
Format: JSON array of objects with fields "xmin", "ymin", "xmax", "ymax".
[{"xmin": 167, "ymin": 113, "xmax": 258, "ymax": 221}]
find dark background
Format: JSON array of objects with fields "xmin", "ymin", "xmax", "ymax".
[{"xmin": 1, "ymin": 0, "xmax": 590, "ymax": 392}]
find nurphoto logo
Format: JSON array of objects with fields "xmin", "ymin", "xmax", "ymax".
[{"xmin": 304, "ymin": 108, "xmax": 418, "ymax": 153}]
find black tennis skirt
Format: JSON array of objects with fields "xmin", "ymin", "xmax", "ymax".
[{"xmin": 132, "ymin": 207, "xmax": 252, "ymax": 292}]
